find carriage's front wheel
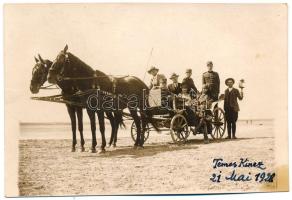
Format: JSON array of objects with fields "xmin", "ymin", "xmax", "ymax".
[
  {"xmin": 211, "ymin": 107, "xmax": 226, "ymax": 140},
  {"xmin": 170, "ymin": 114, "xmax": 190, "ymax": 144},
  {"xmin": 130, "ymin": 121, "xmax": 150, "ymax": 143}
]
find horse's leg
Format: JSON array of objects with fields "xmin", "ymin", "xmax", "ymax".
[
  {"xmin": 76, "ymin": 107, "xmax": 85, "ymax": 152},
  {"xmin": 86, "ymin": 109, "xmax": 97, "ymax": 153},
  {"xmin": 140, "ymin": 111, "xmax": 147, "ymax": 148},
  {"xmin": 97, "ymin": 111, "xmax": 106, "ymax": 152},
  {"xmin": 66, "ymin": 105, "xmax": 77, "ymax": 152},
  {"xmin": 105, "ymin": 112, "xmax": 115, "ymax": 147},
  {"xmin": 129, "ymin": 109, "xmax": 141, "ymax": 148},
  {"xmin": 113, "ymin": 111, "xmax": 123, "ymax": 147}
]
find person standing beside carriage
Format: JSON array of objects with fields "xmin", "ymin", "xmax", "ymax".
[
  {"xmin": 224, "ymin": 78, "xmax": 244, "ymax": 139},
  {"xmin": 182, "ymin": 69, "xmax": 198, "ymax": 98},
  {"xmin": 202, "ymin": 61, "xmax": 220, "ymax": 102}
]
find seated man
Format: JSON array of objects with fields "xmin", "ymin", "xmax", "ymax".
[
  {"xmin": 160, "ymin": 78, "xmax": 171, "ymax": 109},
  {"xmin": 196, "ymin": 84, "xmax": 213, "ymax": 115},
  {"xmin": 168, "ymin": 73, "xmax": 182, "ymax": 95},
  {"xmin": 194, "ymin": 84, "xmax": 213, "ymax": 143}
]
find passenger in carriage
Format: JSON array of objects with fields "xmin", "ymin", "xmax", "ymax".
[
  {"xmin": 147, "ymin": 66, "xmax": 166, "ymax": 90},
  {"xmin": 182, "ymin": 68, "xmax": 198, "ymax": 98},
  {"xmin": 159, "ymin": 78, "xmax": 171, "ymax": 109},
  {"xmin": 168, "ymin": 73, "xmax": 182, "ymax": 95}
]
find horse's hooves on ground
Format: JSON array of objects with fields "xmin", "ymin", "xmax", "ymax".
[
  {"xmin": 133, "ymin": 145, "xmax": 138, "ymax": 150},
  {"xmin": 99, "ymin": 149, "xmax": 106, "ymax": 154},
  {"xmin": 91, "ymin": 148, "xmax": 97, "ymax": 153},
  {"xmin": 81, "ymin": 147, "xmax": 85, "ymax": 152},
  {"xmin": 71, "ymin": 148, "xmax": 76, "ymax": 152},
  {"xmin": 113, "ymin": 144, "xmax": 117, "ymax": 148},
  {"xmin": 137, "ymin": 146, "xmax": 144, "ymax": 150},
  {"xmin": 204, "ymin": 140, "xmax": 210, "ymax": 144}
]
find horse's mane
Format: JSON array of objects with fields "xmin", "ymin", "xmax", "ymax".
[
  {"xmin": 67, "ymin": 52, "xmax": 95, "ymax": 74},
  {"xmin": 131, "ymin": 76, "xmax": 149, "ymax": 90}
]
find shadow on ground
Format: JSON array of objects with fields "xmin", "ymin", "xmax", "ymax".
[{"xmin": 80, "ymin": 142, "xmax": 198, "ymax": 158}]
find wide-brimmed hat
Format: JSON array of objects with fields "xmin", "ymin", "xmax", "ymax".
[
  {"xmin": 170, "ymin": 73, "xmax": 179, "ymax": 79},
  {"xmin": 147, "ymin": 66, "xmax": 159, "ymax": 73},
  {"xmin": 225, "ymin": 78, "xmax": 235, "ymax": 85},
  {"xmin": 185, "ymin": 68, "xmax": 192, "ymax": 73}
]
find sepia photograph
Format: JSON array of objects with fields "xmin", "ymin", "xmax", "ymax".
[{"xmin": 4, "ymin": 3, "xmax": 288, "ymax": 196}]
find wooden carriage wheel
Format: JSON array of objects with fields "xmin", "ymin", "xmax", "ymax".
[
  {"xmin": 130, "ymin": 121, "xmax": 150, "ymax": 143},
  {"xmin": 211, "ymin": 107, "xmax": 226, "ymax": 140},
  {"xmin": 170, "ymin": 114, "xmax": 190, "ymax": 143}
]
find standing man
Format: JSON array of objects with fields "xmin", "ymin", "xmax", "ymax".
[
  {"xmin": 202, "ymin": 61, "xmax": 220, "ymax": 101},
  {"xmin": 168, "ymin": 73, "xmax": 182, "ymax": 95},
  {"xmin": 224, "ymin": 78, "xmax": 244, "ymax": 139},
  {"xmin": 182, "ymin": 69, "xmax": 198, "ymax": 97},
  {"xmin": 148, "ymin": 66, "xmax": 165, "ymax": 90}
]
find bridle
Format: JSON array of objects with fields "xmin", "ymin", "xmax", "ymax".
[
  {"xmin": 49, "ymin": 51, "xmax": 70, "ymax": 82},
  {"xmin": 31, "ymin": 63, "xmax": 49, "ymax": 86}
]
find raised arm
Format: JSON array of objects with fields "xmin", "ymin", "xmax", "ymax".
[{"xmin": 237, "ymin": 89, "xmax": 243, "ymax": 100}]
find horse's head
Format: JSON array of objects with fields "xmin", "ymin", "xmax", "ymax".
[
  {"xmin": 30, "ymin": 54, "xmax": 52, "ymax": 94},
  {"xmin": 48, "ymin": 45, "xmax": 69, "ymax": 84}
]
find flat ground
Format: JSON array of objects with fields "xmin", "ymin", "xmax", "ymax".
[{"xmin": 18, "ymin": 120, "xmax": 275, "ymax": 196}]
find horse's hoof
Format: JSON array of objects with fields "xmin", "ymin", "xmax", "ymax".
[
  {"xmin": 71, "ymin": 147, "xmax": 76, "ymax": 152},
  {"xmin": 204, "ymin": 140, "xmax": 210, "ymax": 144},
  {"xmin": 137, "ymin": 146, "xmax": 144, "ymax": 150},
  {"xmin": 81, "ymin": 147, "xmax": 85, "ymax": 152},
  {"xmin": 113, "ymin": 144, "xmax": 117, "ymax": 148},
  {"xmin": 133, "ymin": 145, "xmax": 138, "ymax": 149},
  {"xmin": 91, "ymin": 148, "xmax": 97, "ymax": 153},
  {"xmin": 99, "ymin": 149, "xmax": 106, "ymax": 154}
]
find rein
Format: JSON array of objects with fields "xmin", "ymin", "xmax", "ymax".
[
  {"xmin": 40, "ymin": 84, "xmax": 59, "ymax": 90},
  {"xmin": 61, "ymin": 75, "xmax": 129, "ymax": 81}
]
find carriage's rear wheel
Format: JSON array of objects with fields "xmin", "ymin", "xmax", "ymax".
[
  {"xmin": 211, "ymin": 107, "xmax": 226, "ymax": 140},
  {"xmin": 130, "ymin": 121, "xmax": 150, "ymax": 143},
  {"xmin": 170, "ymin": 114, "xmax": 190, "ymax": 143}
]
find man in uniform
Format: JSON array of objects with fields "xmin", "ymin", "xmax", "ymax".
[
  {"xmin": 202, "ymin": 61, "xmax": 220, "ymax": 101},
  {"xmin": 148, "ymin": 66, "xmax": 165, "ymax": 90},
  {"xmin": 168, "ymin": 73, "xmax": 182, "ymax": 95},
  {"xmin": 182, "ymin": 68, "xmax": 198, "ymax": 97}
]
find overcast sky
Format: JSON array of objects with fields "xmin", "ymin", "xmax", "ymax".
[{"xmin": 5, "ymin": 4, "xmax": 287, "ymax": 122}]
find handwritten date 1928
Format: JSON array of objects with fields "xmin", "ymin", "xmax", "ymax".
[{"xmin": 210, "ymin": 170, "xmax": 275, "ymax": 183}]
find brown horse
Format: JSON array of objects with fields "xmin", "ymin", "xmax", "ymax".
[
  {"xmin": 48, "ymin": 45, "xmax": 158, "ymax": 150},
  {"xmin": 30, "ymin": 55, "xmax": 122, "ymax": 152}
]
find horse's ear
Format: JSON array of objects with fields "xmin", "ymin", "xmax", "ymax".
[
  {"xmin": 64, "ymin": 44, "xmax": 68, "ymax": 53},
  {"xmin": 34, "ymin": 56, "xmax": 39, "ymax": 63},
  {"xmin": 38, "ymin": 54, "xmax": 44, "ymax": 63}
]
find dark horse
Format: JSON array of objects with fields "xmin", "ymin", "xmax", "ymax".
[
  {"xmin": 48, "ymin": 45, "xmax": 157, "ymax": 149},
  {"xmin": 30, "ymin": 54, "xmax": 85, "ymax": 152}
]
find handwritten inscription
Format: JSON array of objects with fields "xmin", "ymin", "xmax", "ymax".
[{"xmin": 210, "ymin": 158, "xmax": 275, "ymax": 183}]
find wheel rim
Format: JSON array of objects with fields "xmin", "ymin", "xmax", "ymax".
[
  {"xmin": 130, "ymin": 121, "xmax": 150, "ymax": 143},
  {"xmin": 211, "ymin": 108, "xmax": 226, "ymax": 139},
  {"xmin": 170, "ymin": 114, "xmax": 189, "ymax": 143}
]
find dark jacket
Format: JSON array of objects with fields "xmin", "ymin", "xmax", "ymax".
[
  {"xmin": 168, "ymin": 83, "xmax": 182, "ymax": 95},
  {"xmin": 224, "ymin": 88, "xmax": 243, "ymax": 112},
  {"xmin": 202, "ymin": 71, "xmax": 220, "ymax": 100},
  {"xmin": 182, "ymin": 77, "xmax": 198, "ymax": 94}
]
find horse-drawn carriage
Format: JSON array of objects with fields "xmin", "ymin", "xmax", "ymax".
[
  {"xmin": 31, "ymin": 46, "xmax": 226, "ymax": 152},
  {"xmin": 130, "ymin": 88, "xmax": 227, "ymax": 144}
]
